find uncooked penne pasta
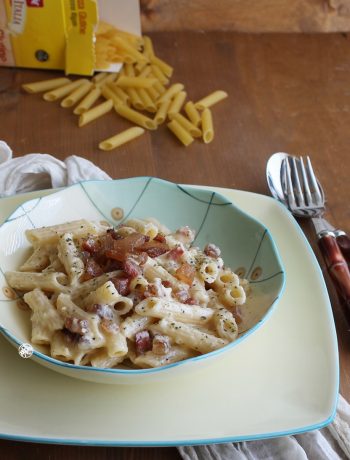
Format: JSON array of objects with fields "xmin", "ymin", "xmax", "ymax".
[
  {"xmin": 138, "ymin": 65, "xmax": 152, "ymax": 78},
  {"xmin": 150, "ymin": 64, "xmax": 169, "ymax": 85},
  {"xmin": 22, "ymin": 77, "xmax": 71, "ymax": 94},
  {"xmin": 114, "ymin": 104, "xmax": 157, "ymax": 130},
  {"xmin": 43, "ymin": 79, "xmax": 88, "ymax": 101},
  {"xmin": 61, "ymin": 81, "xmax": 93, "ymax": 108},
  {"xmin": 111, "ymin": 36, "xmax": 148, "ymax": 64},
  {"xmin": 146, "ymin": 86, "xmax": 160, "ymax": 102},
  {"xmin": 126, "ymin": 88, "xmax": 144, "ymax": 110},
  {"xmin": 195, "ymin": 90, "xmax": 228, "ymax": 110},
  {"xmin": 170, "ymin": 113, "xmax": 201, "ymax": 137},
  {"xmin": 111, "ymin": 85, "xmax": 130, "ymax": 105},
  {"xmin": 167, "ymin": 119, "xmax": 194, "ymax": 146},
  {"xmin": 99, "ymin": 127, "xmax": 145, "ymax": 151},
  {"xmin": 79, "ymin": 99, "xmax": 114, "ymax": 127},
  {"xmin": 100, "ymin": 84, "xmax": 123, "ymax": 106},
  {"xmin": 137, "ymin": 88, "xmax": 156, "ymax": 112},
  {"xmin": 184, "ymin": 101, "xmax": 201, "ymax": 127},
  {"xmin": 201, "ymin": 108, "xmax": 214, "ymax": 144},
  {"xmin": 157, "ymin": 83, "xmax": 184, "ymax": 106},
  {"xmin": 153, "ymin": 80, "xmax": 166, "ymax": 95},
  {"xmin": 73, "ymin": 86, "xmax": 102, "ymax": 115},
  {"xmin": 92, "ymin": 72, "xmax": 107, "ymax": 83},
  {"xmin": 154, "ymin": 99, "xmax": 171, "ymax": 125},
  {"xmin": 143, "ymin": 36, "xmax": 155, "ymax": 59},
  {"xmin": 150, "ymin": 55, "xmax": 173, "ymax": 78},
  {"xmin": 167, "ymin": 91, "xmax": 187, "ymax": 118},
  {"xmin": 116, "ymin": 76, "xmax": 157, "ymax": 89},
  {"xmin": 104, "ymin": 72, "xmax": 118, "ymax": 84}
]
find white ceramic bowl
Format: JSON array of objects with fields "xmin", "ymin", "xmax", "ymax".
[{"xmin": 0, "ymin": 178, "xmax": 285, "ymax": 384}]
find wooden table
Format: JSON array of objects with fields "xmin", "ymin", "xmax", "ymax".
[{"xmin": 0, "ymin": 32, "xmax": 349, "ymax": 459}]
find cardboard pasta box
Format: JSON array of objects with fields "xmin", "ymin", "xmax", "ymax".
[{"xmin": 0, "ymin": 0, "xmax": 141, "ymax": 75}]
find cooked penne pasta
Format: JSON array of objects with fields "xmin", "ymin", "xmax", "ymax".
[
  {"xmin": 121, "ymin": 314, "xmax": 155, "ymax": 340},
  {"xmin": 43, "ymin": 79, "xmax": 88, "ymax": 101},
  {"xmin": 19, "ymin": 246, "xmax": 51, "ymax": 272},
  {"xmin": 184, "ymin": 101, "xmax": 201, "ymax": 127},
  {"xmin": 114, "ymin": 104, "xmax": 157, "ymax": 130},
  {"xmin": 57, "ymin": 233, "xmax": 84, "ymax": 284},
  {"xmin": 132, "ymin": 345, "xmax": 194, "ymax": 368},
  {"xmin": 213, "ymin": 308, "xmax": 238, "ymax": 341},
  {"xmin": 73, "ymin": 86, "xmax": 102, "ymax": 115},
  {"xmin": 167, "ymin": 119, "xmax": 194, "ymax": 147},
  {"xmin": 22, "ymin": 77, "xmax": 71, "ymax": 94},
  {"xmin": 61, "ymin": 81, "xmax": 93, "ymax": 108},
  {"xmin": 79, "ymin": 99, "xmax": 114, "ymax": 127},
  {"xmin": 5, "ymin": 271, "xmax": 68, "ymax": 293},
  {"xmin": 99, "ymin": 127, "xmax": 145, "ymax": 151},
  {"xmin": 195, "ymin": 90, "xmax": 228, "ymax": 110},
  {"xmin": 167, "ymin": 91, "xmax": 187, "ymax": 119},
  {"xmin": 89, "ymin": 348, "xmax": 125, "ymax": 368},
  {"xmin": 123, "ymin": 218, "xmax": 158, "ymax": 238},
  {"xmin": 201, "ymin": 108, "xmax": 214, "ymax": 144},
  {"xmin": 219, "ymin": 285, "xmax": 246, "ymax": 307},
  {"xmin": 170, "ymin": 113, "xmax": 201, "ymax": 137}
]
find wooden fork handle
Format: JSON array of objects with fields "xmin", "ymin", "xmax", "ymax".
[
  {"xmin": 335, "ymin": 233, "xmax": 350, "ymax": 266},
  {"xmin": 318, "ymin": 234, "xmax": 350, "ymax": 323}
]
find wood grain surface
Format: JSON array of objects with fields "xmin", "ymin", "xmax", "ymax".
[
  {"xmin": 0, "ymin": 31, "xmax": 349, "ymax": 459},
  {"xmin": 140, "ymin": 0, "xmax": 350, "ymax": 33}
]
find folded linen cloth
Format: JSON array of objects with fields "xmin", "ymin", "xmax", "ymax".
[
  {"xmin": 0, "ymin": 141, "xmax": 111, "ymax": 197},
  {"xmin": 1, "ymin": 141, "xmax": 349, "ymax": 459}
]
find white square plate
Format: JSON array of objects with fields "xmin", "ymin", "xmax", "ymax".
[{"xmin": 0, "ymin": 185, "xmax": 338, "ymax": 446}]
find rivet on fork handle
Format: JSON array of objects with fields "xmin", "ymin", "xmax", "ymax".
[{"xmin": 318, "ymin": 234, "xmax": 350, "ymax": 325}]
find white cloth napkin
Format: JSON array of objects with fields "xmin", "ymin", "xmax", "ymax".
[{"xmin": 1, "ymin": 141, "xmax": 349, "ymax": 459}]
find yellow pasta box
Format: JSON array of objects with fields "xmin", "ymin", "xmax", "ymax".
[{"xmin": 0, "ymin": 0, "xmax": 141, "ymax": 75}]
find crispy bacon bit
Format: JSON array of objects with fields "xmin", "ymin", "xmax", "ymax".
[
  {"xmin": 111, "ymin": 276, "xmax": 130, "ymax": 296},
  {"xmin": 123, "ymin": 258, "xmax": 142, "ymax": 278},
  {"xmin": 144, "ymin": 279, "xmax": 171, "ymax": 298},
  {"xmin": 80, "ymin": 250, "xmax": 90, "ymax": 264},
  {"xmin": 154, "ymin": 232, "xmax": 166, "ymax": 243},
  {"xmin": 106, "ymin": 233, "xmax": 148, "ymax": 261},
  {"xmin": 85, "ymin": 304, "xmax": 114, "ymax": 320},
  {"xmin": 204, "ymin": 243, "xmax": 221, "ymax": 258},
  {"xmin": 135, "ymin": 330, "xmax": 152, "ymax": 354},
  {"xmin": 175, "ymin": 262, "xmax": 196, "ymax": 285},
  {"xmin": 232, "ymin": 306, "xmax": 243, "ymax": 324},
  {"xmin": 100, "ymin": 319, "xmax": 119, "ymax": 334},
  {"xmin": 167, "ymin": 246, "xmax": 184, "ymax": 260},
  {"xmin": 64, "ymin": 317, "xmax": 89, "ymax": 335},
  {"xmin": 175, "ymin": 289, "xmax": 190, "ymax": 303},
  {"xmin": 106, "ymin": 228, "xmax": 123, "ymax": 240},
  {"xmin": 102, "ymin": 258, "xmax": 123, "ymax": 273},
  {"xmin": 162, "ymin": 280, "xmax": 172, "ymax": 288},
  {"xmin": 81, "ymin": 238, "xmax": 100, "ymax": 254},
  {"xmin": 152, "ymin": 334, "xmax": 170, "ymax": 355},
  {"xmin": 81, "ymin": 258, "xmax": 104, "ymax": 281},
  {"xmin": 137, "ymin": 240, "xmax": 169, "ymax": 258},
  {"xmin": 185, "ymin": 297, "xmax": 196, "ymax": 305}
]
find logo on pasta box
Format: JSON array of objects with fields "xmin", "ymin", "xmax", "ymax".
[{"xmin": 26, "ymin": 0, "xmax": 44, "ymax": 6}]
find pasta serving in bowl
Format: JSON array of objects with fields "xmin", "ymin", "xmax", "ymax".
[{"xmin": 0, "ymin": 177, "xmax": 285, "ymax": 384}]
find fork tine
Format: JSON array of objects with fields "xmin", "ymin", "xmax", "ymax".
[
  {"xmin": 284, "ymin": 158, "xmax": 297, "ymax": 210},
  {"xmin": 290, "ymin": 157, "xmax": 305, "ymax": 207},
  {"xmin": 299, "ymin": 156, "xmax": 312, "ymax": 206},
  {"xmin": 305, "ymin": 156, "xmax": 323, "ymax": 207}
]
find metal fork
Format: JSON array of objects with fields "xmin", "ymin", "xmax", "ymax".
[{"xmin": 283, "ymin": 155, "xmax": 350, "ymax": 317}]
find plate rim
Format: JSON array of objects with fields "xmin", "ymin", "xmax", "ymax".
[{"xmin": 0, "ymin": 182, "xmax": 339, "ymax": 446}]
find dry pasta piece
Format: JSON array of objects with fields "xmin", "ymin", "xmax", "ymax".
[
  {"xmin": 137, "ymin": 88, "xmax": 156, "ymax": 113},
  {"xmin": 201, "ymin": 108, "xmax": 214, "ymax": 144},
  {"xmin": 109, "ymin": 85, "xmax": 130, "ymax": 105},
  {"xmin": 116, "ymin": 76, "xmax": 157, "ymax": 89},
  {"xmin": 115, "ymin": 104, "xmax": 157, "ymax": 130},
  {"xmin": 73, "ymin": 87, "xmax": 102, "ymax": 115},
  {"xmin": 167, "ymin": 91, "xmax": 187, "ymax": 119},
  {"xmin": 153, "ymin": 80, "xmax": 166, "ymax": 95},
  {"xmin": 170, "ymin": 113, "xmax": 201, "ymax": 137},
  {"xmin": 157, "ymin": 83, "xmax": 184, "ymax": 106},
  {"xmin": 43, "ymin": 79, "xmax": 88, "ymax": 101},
  {"xmin": 143, "ymin": 36, "xmax": 155, "ymax": 59},
  {"xmin": 150, "ymin": 64, "xmax": 169, "ymax": 85},
  {"xmin": 126, "ymin": 88, "xmax": 144, "ymax": 110},
  {"xmin": 167, "ymin": 119, "xmax": 194, "ymax": 147},
  {"xmin": 195, "ymin": 90, "xmax": 228, "ymax": 110},
  {"xmin": 79, "ymin": 99, "xmax": 114, "ymax": 127},
  {"xmin": 147, "ymin": 86, "xmax": 160, "ymax": 102},
  {"xmin": 111, "ymin": 36, "xmax": 148, "ymax": 64},
  {"xmin": 22, "ymin": 77, "xmax": 70, "ymax": 94},
  {"xmin": 150, "ymin": 55, "xmax": 173, "ymax": 78},
  {"xmin": 184, "ymin": 101, "xmax": 201, "ymax": 127},
  {"xmin": 138, "ymin": 66, "xmax": 152, "ymax": 78},
  {"xmin": 92, "ymin": 72, "xmax": 108, "ymax": 83},
  {"xmin": 101, "ymin": 84, "xmax": 124, "ymax": 106},
  {"xmin": 99, "ymin": 127, "xmax": 145, "ymax": 151},
  {"xmin": 61, "ymin": 81, "xmax": 93, "ymax": 108},
  {"xmin": 154, "ymin": 99, "xmax": 171, "ymax": 125}
]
